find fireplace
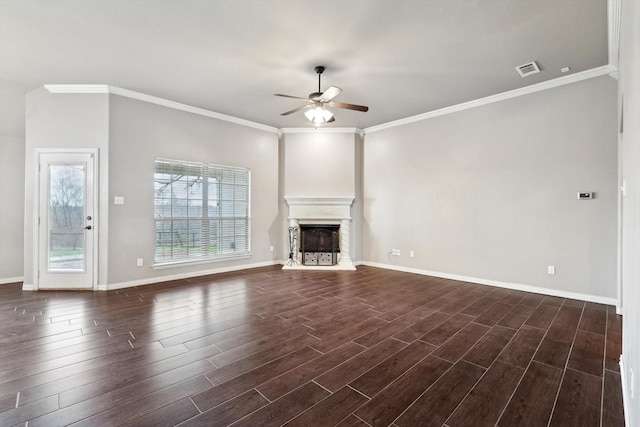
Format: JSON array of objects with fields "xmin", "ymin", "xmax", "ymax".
[
  {"xmin": 283, "ymin": 196, "xmax": 355, "ymax": 270},
  {"xmin": 300, "ymin": 225, "xmax": 340, "ymax": 266}
]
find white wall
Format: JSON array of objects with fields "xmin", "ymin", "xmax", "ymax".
[
  {"xmin": 0, "ymin": 80, "xmax": 26, "ymax": 283},
  {"xmin": 284, "ymin": 131, "xmax": 356, "ymax": 197},
  {"xmin": 23, "ymin": 90, "xmax": 279, "ymax": 289},
  {"xmin": 619, "ymin": 0, "xmax": 640, "ymax": 423},
  {"xmin": 107, "ymin": 95, "xmax": 280, "ymax": 285},
  {"xmin": 363, "ymin": 76, "xmax": 618, "ymax": 302}
]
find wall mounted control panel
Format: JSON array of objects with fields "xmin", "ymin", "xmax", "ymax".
[{"xmin": 577, "ymin": 192, "xmax": 593, "ymax": 200}]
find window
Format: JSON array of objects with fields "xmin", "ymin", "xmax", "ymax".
[{"xmin": 154, "ymin": 158, "xmax": 250, "ymax": 265}]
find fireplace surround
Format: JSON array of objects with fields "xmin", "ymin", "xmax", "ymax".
[{"xmin": 283, "ymin": 197, "xmax": 355, "ymax": 270}]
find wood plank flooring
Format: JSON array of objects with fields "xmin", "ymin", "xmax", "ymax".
[{"xmin": 0, "ymin": 265, "xmax": 625, "ymax": 426}]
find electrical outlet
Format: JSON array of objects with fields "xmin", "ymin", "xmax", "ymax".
[
  {"xmin": 547, "ymin": 265, "xmax": 556, "ymax": 275},
  {"xmin": 396, "ymin": 249, "xmax": 401, "ymax": 256},
  {"xmin": 391, "ymin": 249, "xmax": 397, "ymax": 256},
  {"xmin": 410, "ymin": 250, "xmax": 415, "ymax": 258},
  {"xmin": 137, "ymin": 258, "xmax": 143, "ymax": 267},
  {"xmin": 269, "ymin": 245, "xmax": 274, "ymax": 252}
]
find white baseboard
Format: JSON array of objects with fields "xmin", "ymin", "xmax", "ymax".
[
  {"xmin": 0, "ymin": 276, "xmax": 24, "ymax": 285},
  {"xmin": 619, "ymin": 357, "xmax": 632, "ymax": 427},
  {"xmin": 359, "ymin": 261, "xmax": 617, "ymax": 306},
  {"xmin": 103, "ymin": 260, "xmax": 281, "ymax": 291},
  {"xmin": 19, "ymin": 260, "xmax": 618, "ymax": 307}
]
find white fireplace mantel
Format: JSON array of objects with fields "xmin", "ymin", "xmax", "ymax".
[
  {"xmin": 285, "ymin": 196, "xmax": 354, "ymax": 222},
  {"xmin": 284, "ymin": 196, "xmax": 356, "ymax": 270}
]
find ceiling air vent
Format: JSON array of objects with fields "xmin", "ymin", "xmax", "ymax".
[{"xmin": 516, "ymin": 61, "xmax": 540, "ymax": 77}]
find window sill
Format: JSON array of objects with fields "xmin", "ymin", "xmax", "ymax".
[{"xmin": 152, "ymin": 253, "xmax": 252, "ymax": 270}]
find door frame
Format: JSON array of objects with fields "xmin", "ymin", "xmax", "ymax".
[
  {"xmin": 617, "ymin": 131, "xmax": 624, "ymax": 315},
  {"xmin": 33, "ymin": 148, "xmax": 99, "ymax": 291}
]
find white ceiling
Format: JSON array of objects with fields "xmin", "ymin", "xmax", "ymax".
[{"xmin": 0, "ymin": 0, "xmax": 609, "ymax": 129}]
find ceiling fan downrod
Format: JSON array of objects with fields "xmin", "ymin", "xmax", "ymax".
[{"xmin": 315, "ymin": 65, "xmax": 325, "ymax": 94}]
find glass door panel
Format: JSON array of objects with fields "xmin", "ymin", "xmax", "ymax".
[{"xmin": 47, "ymin": 163, "xmax": 86, "ymax": 272}]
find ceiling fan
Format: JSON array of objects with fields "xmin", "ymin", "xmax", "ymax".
[{"xmin": 275, "ymin": 66, "xmax": 369, "ymax": 124}]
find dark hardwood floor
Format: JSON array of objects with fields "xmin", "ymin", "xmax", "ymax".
[{"xmin": 0, "ymin": 265, "xmax": 625, "ymax": 426}]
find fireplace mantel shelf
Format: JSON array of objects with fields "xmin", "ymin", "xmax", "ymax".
[
  {"xmin": 284, "ymin": 196, "xmax": 355, "ymax": 206},
  {"xmin": 285, "ymin": 197, "xmax": 354, "ymax": 222}
]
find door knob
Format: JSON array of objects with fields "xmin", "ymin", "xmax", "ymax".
[{"xmin": 84, "ymin": 225, "xmax": 92, "ymax": 230}]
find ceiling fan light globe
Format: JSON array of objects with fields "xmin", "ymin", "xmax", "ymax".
[
  {"xmin": 304, "ymin": 105, "xmax": 333, "ymax": 124},
  {"xmin": 312, "ymin": 113, "xmax": 326, "ymax": 124},
  {"xmin": 304, "ymin": 109, "xmax": 316, "ymax": 121}
]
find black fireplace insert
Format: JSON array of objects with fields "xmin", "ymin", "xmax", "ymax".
[{"xmin": 300, "ymin": 225, "xmax": 340, "ymax": 266}]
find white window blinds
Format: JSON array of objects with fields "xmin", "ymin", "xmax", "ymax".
[{"xmin": 154, "ymin": 158, "xmax": 251, "ymax": 264}]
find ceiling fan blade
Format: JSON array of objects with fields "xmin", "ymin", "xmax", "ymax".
[
  {"xmin": 281, "ymin": 104, "xmax": 312, "ymax": 116},
  {"xmin": 319, "ymin": 86, "xmax": 342, "ymax": 102},
  {"xmin": 275, "ymin": 93, "xmax": 309, "ymax": 100},
  {"xmin": 328, "ymin": 101, "xmax": 369, "ymax": 112}
]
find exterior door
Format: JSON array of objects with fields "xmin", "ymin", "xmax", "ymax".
[{"xmin": 38, "ymin": 151, "xmax": 96, "ymax": 289}]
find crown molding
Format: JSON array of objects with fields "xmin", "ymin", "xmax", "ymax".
[
  {"xmin": 44, "ymin": 84, "xmax": 109, "ymax": 93},
  {"xmin": 364, "ymin": 65, "xmax": 616, "ymax": 134},
  {"xmin": 44, "ymin": 62, "xmax": 617, "ymax": 136},
  {"xmin": 108, "ymin": 86, "xmax": 278, "ymax": 133},
  {"xmin": 608, "ymin": 0, "xmax": 621, "ymax": 78},
  {"xmin": 43, "ymin": 84, "xmax": 279, "ymax": 134},
  {"xmin": 280, "ymin": 127, "xmax": 362, "ymax": 134}
]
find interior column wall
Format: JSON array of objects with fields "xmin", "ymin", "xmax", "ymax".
[
  {"xmin": 619, "ymin": 0, "xmax": 640, "ymax": 423},
  {"xmin": 0, "ymin": 80, "xmax": 26, "ymax": 283},
  {"xmin": 281, "ymin": 130, "xmax": 361, "ymax": 263},
  {"xmin": 23, "ymin": 89, "xmax": 111, "ymax": 288}
]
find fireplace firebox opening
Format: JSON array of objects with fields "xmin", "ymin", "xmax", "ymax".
[{"xmin": 300, "ymin": 224, "xmax": 340, "ymax": 266}]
